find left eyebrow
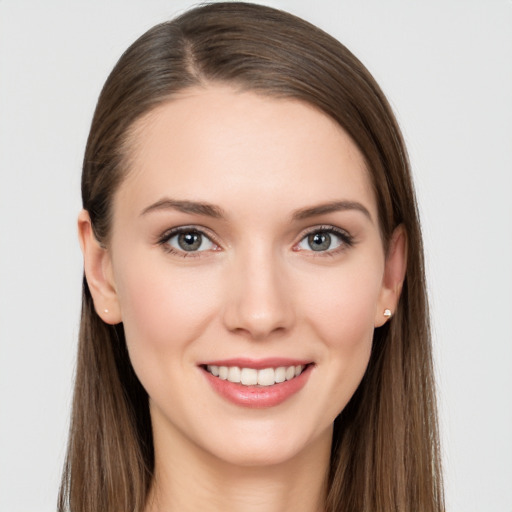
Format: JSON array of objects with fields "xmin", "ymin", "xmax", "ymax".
[{"xmin": 291, "ymin": 200, "xmax": 373, "ymax": 222}]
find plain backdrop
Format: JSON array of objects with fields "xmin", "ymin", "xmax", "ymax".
[{"xmin": 0, "ymin": 1, "xmax": 511, "ymax": 511}]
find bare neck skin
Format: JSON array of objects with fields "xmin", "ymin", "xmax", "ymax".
[{"xmin": 145, "ymin": 407, "xmax": 331, "ymax": 512}]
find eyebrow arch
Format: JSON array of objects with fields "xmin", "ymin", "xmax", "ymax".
[
  {"xmin": 140, "ymin": 198, "xmax": 226, "ymax": 219},
  {"xmin": 140, "ymin": 198, "xmax": 371, "ymax": 222},
  {"xmin": 292, "ymin": 200, "xmax": 372, "ymax": 222}
]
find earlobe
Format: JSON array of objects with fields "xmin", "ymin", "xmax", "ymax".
[
  {"xmin": 375, "ymin": 225, "xmax": 408, "ymax": 327},
  {"xmin": 77, "ymin": 210, "xmax": 122, "ymax": 324}
]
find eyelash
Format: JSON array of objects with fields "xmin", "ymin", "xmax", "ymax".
[
  {"xmin": 294, "ymin": 225, "xmax": 355, "ymax": 256},
  {"xmin": 157, "ymin": 225, "xmax": 355, "ymax": 258},
  {"xmin": 157, "ymin": 226, "xmax": 220, "ymax": 258}
]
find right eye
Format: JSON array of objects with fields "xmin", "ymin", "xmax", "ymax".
[{"xmin": 160, "ymin": 228, "xmax": 218, "ymax": 256}]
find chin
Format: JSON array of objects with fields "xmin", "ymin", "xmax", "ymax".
[{"xmin": 198, "ymin": 420, "xmax": 332, "ymax": 469}]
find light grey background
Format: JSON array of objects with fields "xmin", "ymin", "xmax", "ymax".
[{"xmin": 0, "ymin": 1, "xmax": 511, "ymax": 511}]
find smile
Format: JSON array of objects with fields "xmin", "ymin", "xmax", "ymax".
[
  {"xmin": 206, "ymin": 364, "xmax": 305, "ymax": 387},
  {"xmin": 201, "ymin": 360, "xmax": 313, "ymax": 408}
]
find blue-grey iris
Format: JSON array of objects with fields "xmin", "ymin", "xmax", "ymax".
[
  {"xmin": 178, "ymin": 232, "xmax": 202, "ymax": 251},
  {"xmin": 308, "ymin": 232, "xmax": 331, "ymax": 251}
]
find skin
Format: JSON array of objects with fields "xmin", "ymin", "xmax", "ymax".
[{"xmin": 79, "ymin": 86, "xmax": 406, "ymax": 512}]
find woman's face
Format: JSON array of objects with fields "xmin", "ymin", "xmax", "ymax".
[{"xmin": 98, "ymin": 86, "xmax": 399, "ymax": 466}]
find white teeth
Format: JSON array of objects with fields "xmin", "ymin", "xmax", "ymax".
[
  {"xmin": 227, "ymin": 366, "xmax": 241, "ymax": 383},
  {"xmin": 257, "ymin": 368, "xmax": 275, "ymax": 386},
  {"xmin": 240, "ymin": 368, "xmax": 258, "ymax": 385},
  {"xmin": 274, "ymin": 367, "xmax": 286, "ymax": 383},
  {"xmin": 206, "ymin": 364, "xmax": 305, "ymax": 386}
]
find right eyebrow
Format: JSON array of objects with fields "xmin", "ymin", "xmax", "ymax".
[{"xmin": 139, "ymin": 198, "xmax": 226, "ymax": 219}]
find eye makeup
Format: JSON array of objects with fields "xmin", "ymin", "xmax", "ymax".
[{"xmin": 156, "ymin": 223, "xmax": 356, "ymax": 259}]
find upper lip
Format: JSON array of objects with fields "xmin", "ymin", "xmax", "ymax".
[{"xmin": 198, "ymin": 357, "xmax": 312, "ymax": 369}]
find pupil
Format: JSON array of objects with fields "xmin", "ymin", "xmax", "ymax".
[
  {"xmin": 308, "ymin": 232, "xmax": 331, "ymax": 251},
  {"xmin": 178, "ymin": 232, "xmax": 201, "ymax": 251}
]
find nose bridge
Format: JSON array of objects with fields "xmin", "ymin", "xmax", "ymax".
[{"xmin": 223, "ymin": 240, "xmax": 294, "ymax": 339}]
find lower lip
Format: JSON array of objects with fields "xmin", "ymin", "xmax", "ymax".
[{"xmin": 201, "ymin": 365, "xmax": 313, "ymax": 408}]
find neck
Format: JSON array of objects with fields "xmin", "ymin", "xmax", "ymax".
[{"xmin": 145, "ymin": 417, "xmax": 331, "ymax": 512}]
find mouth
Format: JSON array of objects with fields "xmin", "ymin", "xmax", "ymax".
[
  {"xmin": 199, "ymin": 359, "xmax": 314, "ymax": 408},
  {"xmin": 203, "ymin": 363, "xmax": 307, "ymax": 387}
]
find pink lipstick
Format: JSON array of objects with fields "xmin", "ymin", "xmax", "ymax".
[{"xmin": 199, "ymin": 358, "xmax": 313, "ymax": 408}]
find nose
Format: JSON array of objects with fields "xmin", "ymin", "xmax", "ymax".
[{"xmin": 222, "ymin": 245, "xmax": 295, "ymax": 340}]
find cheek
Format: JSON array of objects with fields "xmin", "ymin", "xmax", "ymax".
[
  {"xmin": 302, "ymin": 259, "xmax": 383, "ymax": 349},
  {"xmin": 298, "ymin": 254, "xmax": 383, "ymax": 417},
  {"xmin": 113, "ymin": 252, "xmax": 220, "ymax": 366}
]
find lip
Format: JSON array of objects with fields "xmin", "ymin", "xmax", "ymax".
[
  {"xmin": 200, "ymin": 359, "xmax": 314, "ymax": 409},
  {"xmin": 198, "ymin": 357, "xmax": 311, "ymax": 369}
]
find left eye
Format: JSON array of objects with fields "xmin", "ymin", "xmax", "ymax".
[
  {"xmin": 297, "ymin": 230, "xmax": 347, "ymax": 252},
  {"xmin": 166, "ymin": 230, "xmax": 216, "ymax": 252}
]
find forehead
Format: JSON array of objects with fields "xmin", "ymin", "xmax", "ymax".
[{"xmin": 116, "ymin": 85, "xmax": 376, "ymax": 221}]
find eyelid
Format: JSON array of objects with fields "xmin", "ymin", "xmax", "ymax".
[
  {"xmin": 157, "ymin": 225, "xmax": 222, "ymax": 256},
  {"xmin": 293, "ymin": 224, "xmax": 355, "ymax": 254},
  {"xmin": 155, "ymin": 223, "xmax": 354, "ymax": 257}
]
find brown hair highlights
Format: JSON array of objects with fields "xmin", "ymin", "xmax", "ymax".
[{"xmin": 59, "ymin": 3, "xmax": 443, "ymax": 511}]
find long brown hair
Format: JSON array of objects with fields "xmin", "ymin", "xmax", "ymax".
[{"xmin": 59, "ymin": 3, "xmax": 443, "ymax": 511}]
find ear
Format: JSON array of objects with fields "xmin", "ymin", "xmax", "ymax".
[
  {"xmin": 78, "ymin": 209, "xmax": 122, "ymax": 324},
  {"xmin": 374, "ymin": 224, "xmax": 408, "ymax": 327}
]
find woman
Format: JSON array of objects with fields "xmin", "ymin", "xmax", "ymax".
[{"xmin": 59, "ymin": 3, "xmax": 443, "ymax": 511}]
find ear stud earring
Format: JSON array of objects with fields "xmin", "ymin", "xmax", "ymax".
[
  {"xmin": 104, "ymin": 309, "xmax": 109, "ymax": 313},
  {"xmin": 383, "ymin": 309, "xmax": 392, "ymax": 318}
]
